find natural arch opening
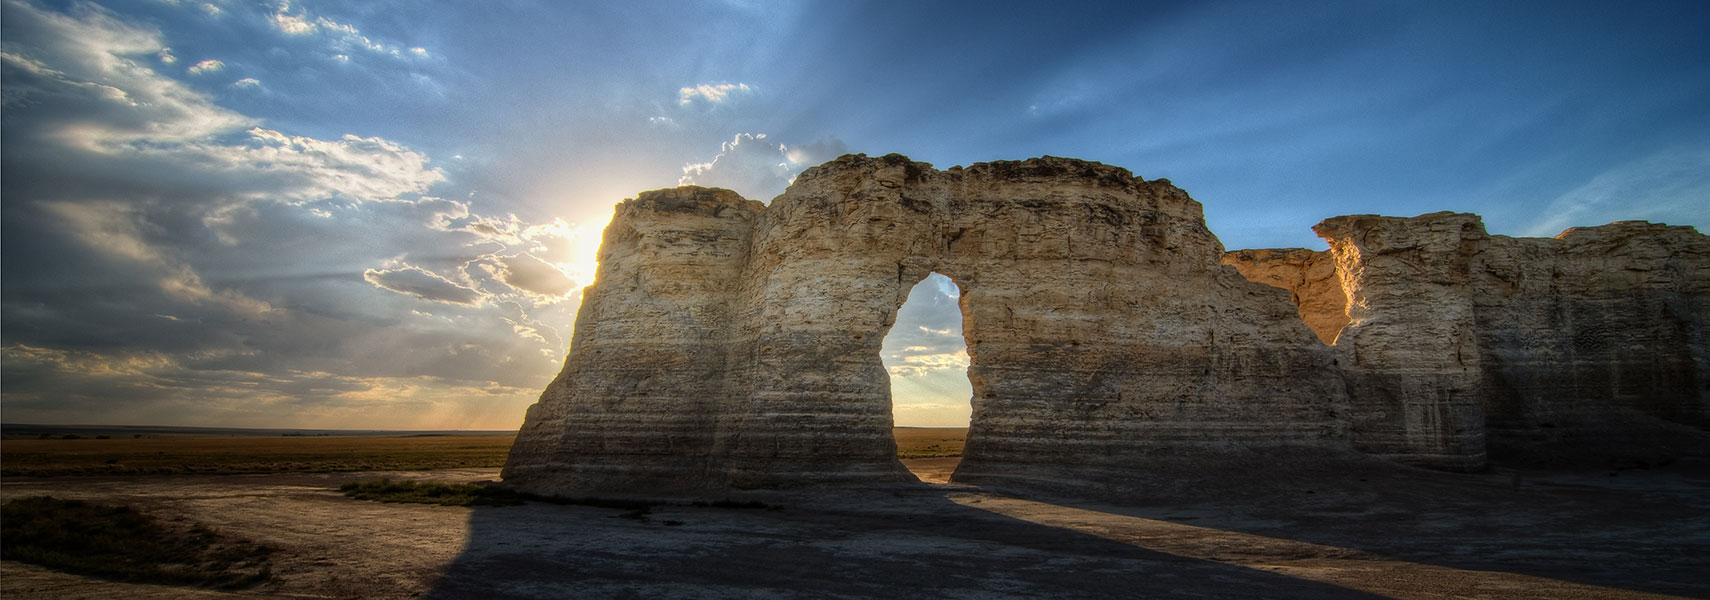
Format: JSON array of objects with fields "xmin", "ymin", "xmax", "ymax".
[{"xmin": 882, "ymin": 272, "xmax": 972, "ymax": 484}]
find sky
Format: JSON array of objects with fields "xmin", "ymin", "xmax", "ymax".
[{"xmin": 2, "ymin": 0, "xmax": 1707, "ymax": 430}]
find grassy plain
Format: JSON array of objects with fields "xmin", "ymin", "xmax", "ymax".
[
  {"xmin": 0, "ymin": 435, "xmax": 517, "ymax": 477},
  {"xmin": 1, "ymin": 428, "xmax": 969, "ymax": 476},
  {"xmin": 893, "ymin": 427, "xmax": 967, "ymax": 458}
]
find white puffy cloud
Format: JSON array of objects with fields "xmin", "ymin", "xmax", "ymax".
[
  {"xmin": 679, "ymin": 133, "xmax": 793, "ymax": 201},
  {"xmin": 363, "ymin": 266, "xmax": 485, "ymax": 305},
  {"xmin": 678, "ymin": 82, "xmax": 751, "ymax": 105},
  {"xmin": 271, "ymin": 9, "xmax": 316, "ymax": 34},
  {"xmin": 187, "ymin": 58, "xmax": 224, "ymax": 74},
  {"xmin": 784, "ymin": 137, "xmax": 850, "ymax": 168},
  {"xmin": 269, "ymin": 2, "xmax": 422, "ymax": 61},
  {"xmin": 232, "ymin": 77, "xmax": 260, "ymax": 88}
]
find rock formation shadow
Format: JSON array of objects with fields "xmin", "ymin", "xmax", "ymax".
[
  {"xmin": 422, "ymin": 485, "xmax": 1385, "ymax": 599},
  {"xmin": 424, "ymin": 459, "xmax": 1710, "ymax": 599}
]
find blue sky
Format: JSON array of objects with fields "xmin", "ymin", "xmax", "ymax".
[{"xmin": 3, "ymin": 0, "xmax": 1707, "ymax": 429}]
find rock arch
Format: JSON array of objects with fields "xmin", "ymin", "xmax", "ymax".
[
  {"xmin": 503, "ymin": 155, "xmax": 1350, "ymax": 496},
  {"xmin": 503, "ymin": 154, "xmax": 1708, "ymax": 496}
]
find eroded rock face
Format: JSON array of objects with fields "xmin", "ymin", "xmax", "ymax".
[
  {"xmin": 507, "ymin": 155, "xmax": 1710, "ymax": 495},
  {"xmin": 504, "ymin": 155, "xmax": 1350, "ymax": 495},
  {"xmin": 1221, "ymin": 248, "xmax": 1349, "ymax": 344},
  {"xmin": 1236, "ymin": 214, "xmax": 1710, "ymax": 466},
  {"xmin": 1314, "ymin": 212, "xmax": 1491, "ymax": 471},
  {"xmin": 1470, "ymin": 221, "xmax": 1710, "ymax": 458}
]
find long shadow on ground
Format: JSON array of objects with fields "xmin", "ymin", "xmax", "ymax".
[
  {"xmin": 426, "ymin": 458, "xmax": 1710, "ymax": 599},
  {"xmin": 424, "ymin": 487, "xmax": 1383, "ymax": 599}
]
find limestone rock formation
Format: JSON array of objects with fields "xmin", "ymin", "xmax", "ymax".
[
  {"xmin": 1236, "ymin": 214, "xmax": 1710, "ymax": 465},
  {"xmin": 506, "ymin": 153, "xmax": 1710, "ymax": 496},
  {"xmin": 1470, "ymin": 221, "xmax": 1709, "ymax": 457},
  {"xmin": 503, "ymin": 155, "xmax": 1350, "ymax": 496},
  {"xmin": 1221, "ymin": 248, "xmax": 1348, "ymax": 344},
  {"xmin": 1314, "ymin": 212, "xmax": 1491, "ymax": 470}
]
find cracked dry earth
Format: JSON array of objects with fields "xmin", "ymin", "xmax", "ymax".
[{"xmin": 3, "ymin": 459, "xmax": 1707, "ymax": 599}]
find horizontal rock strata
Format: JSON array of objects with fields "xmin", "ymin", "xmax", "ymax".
[
  {"xmin": 1232, "ymin": 214, "xmax": 1709, "ymax": 466},
  {"xmin": 1221, "ymin": 248, "xmax": 1349, "ymax": 344},
  {"xmin": 504, "ymin": 155, "xmax": 1351, "ymax": 495},
  {"xmin": 507, "ymin": 153, "xmax": 1710, "ymax": 495}
]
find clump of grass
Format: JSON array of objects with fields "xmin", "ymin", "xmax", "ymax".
[
  {"xmin": 0, "ymin": 496, "xmax": 274, "ymax": 588},
  {"xmin": 339, "ymin": 478, "xmax": 525, "ymax": 506}
]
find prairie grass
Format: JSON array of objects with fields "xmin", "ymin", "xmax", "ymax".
[
  {"xmin": 0, "ymin": 434, "xmax": 517, "ymax": 476},
  {"xmin": 894, "ymin": 427, "xmax": 967, "ymax": 458},
  {"xmin": 0, "ymin": 496, "xmax": 274, "ymax": 588},
  {"xmin": 338, "ymin": 478, "xmax": 525, "ymax": 506}
]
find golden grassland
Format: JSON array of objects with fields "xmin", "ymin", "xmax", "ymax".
[
  {"xmin": 1, "ymin": 428, "xmax": 969, "ymax": 476},
  {"xmin": 893, "ymin": 427, "xmax": 967, "ymax": 459}
]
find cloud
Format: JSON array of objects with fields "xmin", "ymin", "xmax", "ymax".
[
  {"xmin": 268, "ymin": 2, "xmax": 422, "ymax": 61},
  {"xmin": 678, "ymin": 82, "xmax": 751, "ymax": 105},
  {"xmin": 232, "ymin": 77, "xmax": 260, "ymax": 89},
  {"xmin": 491, "ymin": 253, "xmax": 576, "ymax": 299},
  {"xmin": 886, "ymin": 349, "xmax": 970, "ymax": 378},
  {"xmin": 679, "ymin": 133, "xmax": 793, "ymax": 201},
  {"xmin": 881, "ymin": 273, "xmax": 969, "ymax": 378},
  {"xmin": 784, "ymin": 137, "xmax": 850, "ymax": 168},
  {"xmin": 187, "ymin": 58, "xmax": 224, "ymax": 74},
  {"xmin": 271, "ymin": 9, "xmax": 316, "ymax": 35},
  {"xmin": 157, "ymin": 47, "xmax": 177, "ymax": 64},
  {"xmin": 0, "ymin": 1, "xmax": 250, "ymax": 145},
  {"xmin": 1525, "ymin": 147, "xmax": 1710, "ymax": 236},
  {"xmin": 363, "ymin": 266, "xmax": 485, "ymax": 305},
  {"xmin": 0, "ymin": 1, "xmax": 570, "ymax": 429}
]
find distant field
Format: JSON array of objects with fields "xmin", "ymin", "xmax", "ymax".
[
  {"xmin": 894, "ymin": 427, "xmax": 967, "ymax": 458},
  {"xmin": 1, "ymin": 428, "xmax": 968, "ymax": 476},
  {"xmin": 0, "ymin": 435, "xmax": 518, "ymax": 477}
]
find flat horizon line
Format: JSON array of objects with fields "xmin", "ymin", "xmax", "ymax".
[{"xmin": 1, "ymin": 423, "xmax": 517, "ymax": 435}]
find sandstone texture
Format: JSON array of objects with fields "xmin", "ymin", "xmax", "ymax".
[
  {"xmin": 504, "ymin": 155, "xmax": 1348, "ymax": 495},
  {"xmin": 506, "ymin": 154, "xmax": 1710, "ymax": 495},
  {"xmin": 1221, "ymin": 248, "xmax": 1348, "ymax": 344}
]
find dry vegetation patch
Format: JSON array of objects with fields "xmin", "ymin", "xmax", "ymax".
[
  {"xmin": 1, "ymin": 496, "xmax": 274, "ymax": 588},
  {"xmin": 0, "ymin": 434, "xmax": 517, "ymax": 476},
  {"xmin": 339, "ymin": 478, "xmax": 525, "ymax": 506}
]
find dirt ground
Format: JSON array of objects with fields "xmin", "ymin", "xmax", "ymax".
[{"xmin": 3, "ymin": 458, "xmax": 1707, "ymax": 599}]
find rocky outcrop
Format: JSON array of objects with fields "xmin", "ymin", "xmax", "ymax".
[
  {"xmin": 1238, "ymin": 214, "xmax": 1710, "ymax": 466},
  {"xmin": 504, "ymin": 155, "xmax": 1350, "ymax": 496},
  {"xmin": 503, "ymin": 187, "xmax": 769, "ymax": 492},
  {"xmin": 1469, "ymin": 221, "xmax": 1709, "ymax": 458},
  {"xmin": 507, "ymin": 154, "xmax": 1710, "ymax": 496},
  {"xmin": 1221, "ymin": 248, "xmax": 1348, "ymax": 344},
  {"xmin": 1314, "ymin": 213, "xmax": 1490, "ymax": 471}
]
